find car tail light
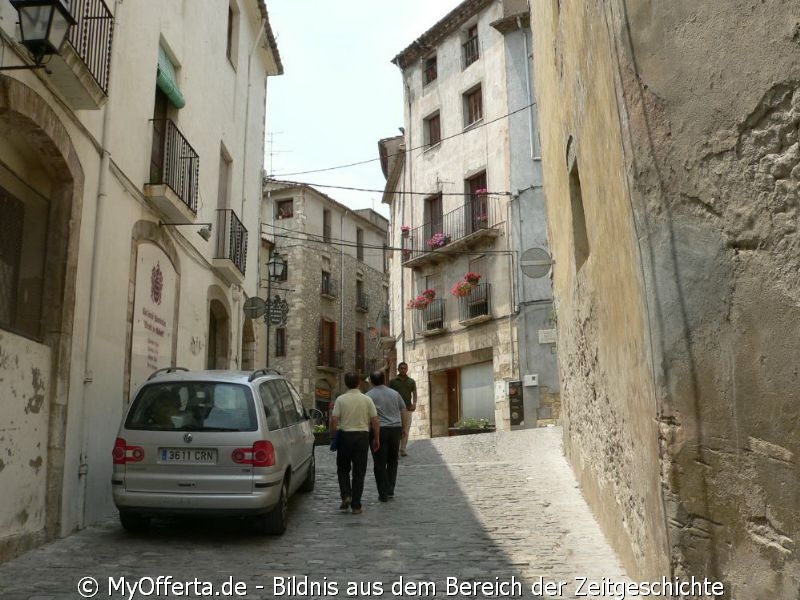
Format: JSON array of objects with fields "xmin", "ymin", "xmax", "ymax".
[
  {"xmin": 231, "ymin": 440, "xmax": 275, "ymax": 467},
  {"xmin": 113, "ymin": 438, "xmax": 144, "ymax": 465}
]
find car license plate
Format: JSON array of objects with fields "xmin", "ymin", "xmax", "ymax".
[{"xmin": 160, "ymin": 448, "xmax": 217, "ymax": 464}]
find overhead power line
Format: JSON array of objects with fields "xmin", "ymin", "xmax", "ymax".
[
  {"xmin": 270, "ymin": 103, "xmax": 535, "ymax": 177},
  {"xmin": 270, "ymin": 179, "xmax": 511, "ymax": 197}
]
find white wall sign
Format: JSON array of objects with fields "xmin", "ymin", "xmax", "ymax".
[
  {"xmin": 130, "ymin": 243, "xmax": 176, "ymax": 393},
  {"xmin": 538, "ymin": 328, "xmax": 557, "ymax": 344}
]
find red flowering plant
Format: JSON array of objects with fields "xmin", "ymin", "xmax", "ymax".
[
  {"xmin": 427, "ymin": 232, "xmax": 451, "ymax": 249},
  {"xmin": 451, "ymin": 281, "xmax": 474, "ymax": 297},
  {"xmin": 464, "ymin": 272, "xmax": 481, "ymax": 285},
  {"xmin": 407, "ymin": 289, "xmax": 436, "ymax": 310},
  {"xmin": 474, "ymin": 188, "xmax": 488, "ymax": 196}
]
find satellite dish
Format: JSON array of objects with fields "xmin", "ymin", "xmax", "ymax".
[
  {"xmin": 242, "ymin": 297, "xmax": 266, "ymax": 318},
  {"xmin": 521, "ymin": 247, "xmax": 553, "ymax": 279}
]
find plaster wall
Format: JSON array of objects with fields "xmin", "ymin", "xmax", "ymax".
[
  {"xmin": 0, "ymin": 331, "xmax": 50, "ymax": 560},
  {"xmin": 530, "ymin": 0, "xmax": 668, "ymax": 579}
]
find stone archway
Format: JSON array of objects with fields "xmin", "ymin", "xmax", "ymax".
[
  {"xmin": 241, "ymin": 317, "xmax": 256, "ymax": 371},
  {"xmin": 207, "ymin": 286, "xmax": 232, "ymax": 370},
  {"xmin": 0, "ymin": 75, "xmax": 85, "ymax": 554}
]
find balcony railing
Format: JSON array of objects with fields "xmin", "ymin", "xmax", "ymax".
[
  {"xmin": 462, "ymin": 35, "xmax": 479, "ymax": 68},
  {"xmin": 414, "ymin": 298, "xmax": 446, "ymax": 334},
  {"xmin": 355, "ymin": 353, "xmax": 366, "ymax": 373},
  {"xmin": 150, "ymin": 119, "xmax": 199, "ymax": 213},
  {"xmin": 366, "ymin": 358, "xmax": 379, "ymax": 373},
  {"xmin": 317, "ymin": 348, "xmax": 343, "ymax": 370},
  {"xmin": 402, "ymin": 197, "xmax": 495, "ymax": 263},
  {"xmin": 215, "ymin": 209, "xmax": 247, "ymax": 276},
  {"xmin": 356, "ymin": 290, "xmax": 369, "ymax": 312},
  {"xmin": 66, "ymin": 0, "xmax": 114, "ymax": 94},
  {"xmin": 321, "ymin": 276, "xmax": 338, "ymax": 298},
  {"xmin": 459, "ymin": 283, "xmax": 491, "ymax": 323}
]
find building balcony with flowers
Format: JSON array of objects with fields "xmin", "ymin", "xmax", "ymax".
[{"xmin": 400, "ymin": 194, "xmax": 501, "ymax": 269}]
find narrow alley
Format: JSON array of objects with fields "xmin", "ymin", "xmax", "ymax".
[{"xmin": 0, "ymin": 428, "xmax": 629, "ymax": 600}]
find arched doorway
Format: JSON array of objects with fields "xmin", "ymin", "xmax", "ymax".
[
  {"xmin": 207, "ymin": 299, "xmax": 230, "ymax": 369},
  {"xmin": 0, "ymin": 75, "xmax": 85, "ymax": 553},
  {"xmin": 241, "ymin": 317, "xmax": 256, "ymax": 371}
]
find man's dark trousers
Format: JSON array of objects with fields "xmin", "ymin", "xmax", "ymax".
[
  {"xmin": 336, "ymin": 431, "xmax": 370, "ymax": 509},
  {"xmin": 371, "ymin": 426, "xmax": 402, "ymax": 499}
]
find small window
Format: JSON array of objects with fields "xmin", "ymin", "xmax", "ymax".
[
  {"xmin": 570, "ymin": 161, "xmax": 590, "ymax": 270},
  {"xmin": 424, "ymin": 112, "xmax": 441, "ymax": 147},
  {"xmin": 356, "ymin": 228, "xmax": 364, "ymax": 261},
  {"xmin": 323, "ymin": 209, "xmax": 331, "ymax": 243},
  {"xmin": 276, "ymin": 199, "xmax": 293, "ymax": 219},
  {"xmin": 276, "ymin": 328, "xmax": 286, "ymax": 356},
  {"xmin": 462, "ymin": 24, "xmax": 479, "ymax": 68},
  {"xmin": 278, "ymin": 256, "xmax": 288, "ymax": 282},
  {"xmin": 226, "ymin": 1, "xmax": 240, "ymax": 65},
  {"xmin": 218, "ymin": 149, "xmax": 231, "ymax": 210},
  {"xmin": 423, "ymin": 55, "xmax": 437, "ymax": 84},
  {"xmin": 464, "ymin": 86, "xmax": 483, "ymax": 127}
]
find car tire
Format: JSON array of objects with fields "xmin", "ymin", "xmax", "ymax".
[
  {"xmin": 261, "ymin": 480, "xmax": 288, "ymax": 535},
  {"xmin": 299, "ymin": 452, "xmax": 315, "ymax": 493},
  {"xmin": 119, "ymin": 511, "xmax": 151, "ymax": 533}
]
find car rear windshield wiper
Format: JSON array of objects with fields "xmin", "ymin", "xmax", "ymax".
[{"xmin": 195, "ymin": 426, "xmax": 241, "ymax": 432}]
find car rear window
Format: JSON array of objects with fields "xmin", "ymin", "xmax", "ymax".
[{"xmin": 126, "ymin": 382, "xmax": 257, "ymax": 432}]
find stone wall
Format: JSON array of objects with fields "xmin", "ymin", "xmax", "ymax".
[{"xmin": 532, "ymin": 0, "xmax": 800, "ymax": 595}]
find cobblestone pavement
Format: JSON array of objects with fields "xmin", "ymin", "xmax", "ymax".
[{"xmin": 0, "ymin": 427, "xmax": 630, "ymax": 600}]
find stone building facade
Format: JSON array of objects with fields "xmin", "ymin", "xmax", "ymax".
[
  {"xmin": 384, "ymin": 0, "xmax": 558, "ymax": 439},
  {"xmin": 532, "ymin": 0, "xmax": 800, "ymax": 596},
  {"xmin": 0, "ymin": 0, "xmax": 281, "ymax": 560},
  {"xmin": 260, "ymin": 180, "xmax": 389, "ymax": 417}
]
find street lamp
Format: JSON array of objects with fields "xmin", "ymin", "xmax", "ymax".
[
  {"xmin": 0, "ymin": 1, "xmax": 76, "ymax": 71},
  {"xmin": 265, "ymin": 252, "xmax": 285, "ymax": 367}
]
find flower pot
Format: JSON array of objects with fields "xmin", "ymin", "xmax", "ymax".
[{"xmin": 314, "ymin": 431, "xmax": 331, "ymax": 446}]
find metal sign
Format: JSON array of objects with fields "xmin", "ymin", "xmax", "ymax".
[
  {"xmin": 267, "ymin": 295, "xmax": 289, "ymax": 326},
  {"xmin": 242, "ymin": 297, "xmax": 266, "ymax": 319},
  {"xmin": 521, "ymin": 247, "xmax": 553, "ymax": 279}
]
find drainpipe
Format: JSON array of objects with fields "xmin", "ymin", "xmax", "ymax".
[
  {"xmin": 519, "ymin": 17, "xmax": 536, "ymax": 161},
  {"xmin": 79, "ymin": 0, "xmax": 123, "ymax": 530}
]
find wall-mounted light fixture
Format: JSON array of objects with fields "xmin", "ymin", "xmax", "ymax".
[
  {"xmin": 159, "ymin": 221, "xmax": 213, "ymax": 242},
  {"xmin": 0, "ymin": 1, "xmax": 76, "ymax": 71}
]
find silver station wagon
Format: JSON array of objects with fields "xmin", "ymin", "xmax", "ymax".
[{"xmin": 112, "ymin": 368, "xmax": 315, "ymax": 535}]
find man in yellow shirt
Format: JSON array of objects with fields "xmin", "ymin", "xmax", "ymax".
[{"xmin": 330, "ymin": 372, "xmax": 380, "ymax": 514}]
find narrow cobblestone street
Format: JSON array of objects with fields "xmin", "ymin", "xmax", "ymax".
[{"xmin": 0, "ymin": 428, "xmax": 629, "ymax": 600}]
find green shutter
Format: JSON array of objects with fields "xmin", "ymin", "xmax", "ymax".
[{"xmin": 156, "ymin": 46, "xmax": 186, "ymax": 109}]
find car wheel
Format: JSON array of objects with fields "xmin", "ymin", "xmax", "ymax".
[
  {"xmin": 119, "ymin": 511, "xmax": 150, "ymax": 533},
  {"xmin": 299, "ymin": 452, "xmax": 315, "ymax": 493},
  {"xmin": 261, "ymin": 480, "xmax": 288, "ymax": 535}
]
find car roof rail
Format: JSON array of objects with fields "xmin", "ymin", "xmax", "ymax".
[
  {"xmin": 248, "ymin": 368, "xmax": 281, "ymax": 382},
  {"xmin": 147, "ymin": 367, "xmax": 189, "ymax": 380}
]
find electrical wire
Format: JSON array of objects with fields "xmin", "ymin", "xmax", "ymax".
[
  {"xmin": 267, "ymin": 179, "xmax": 511, "ymax": 197},
  {"xmin": 270, "ymin": 103, "xmax": 534, "ymax": 177}
]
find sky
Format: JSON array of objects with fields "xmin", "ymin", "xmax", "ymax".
[{"xmin": 264, "ymin": 1, "xmax": 464, "ymax": 218}]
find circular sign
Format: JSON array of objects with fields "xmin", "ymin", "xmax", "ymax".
[
  {"xmin": 521, "ymin": 247, "xmax": 553, "ymax": 279},
  {"xmin": 242, "ymin": 297, "xmax": 266, "ymax": 318}
]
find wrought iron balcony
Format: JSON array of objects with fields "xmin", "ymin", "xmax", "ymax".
[
  {"xmin": 458, "ymin": 283, "xmax": 492, "ymax": 325},
  {"xmin": 413, "ymin": 298, "xmax": 446, "ymax": 335},
  {"xmin": 66, "ymin": 0, "xmax": 113, "ymax": 93},
  {"xmin": 355, "ymin": 353, "xmax": 366, "ymax": 373},
  {"xmin": 366, "ymin": 358, "xmax": 379, "ymax": 373},
  {"xmin": 41, "ymin": 0, "xmax": 114, "ymax": 109},
  {"xmin": 317, "ymin": 348, "xmax": 343, "ymax": 371},
  {"xmin": 402, "ymin": 197, "xmax": 500, "ymax": 268},
  {"xmin": 356, "ymin": 290, "xmax": 369, "ymax": 312},
  {"xmin": 145, "ymin": 119, "xmax": 199, "ymax": 223},
  {"xmin": 212, "ymin": 209, "xmax": 247, "ymax": 283},
  {"xmin": 321, "ymin": 275, "xmax": 338, "ymax": 299}
]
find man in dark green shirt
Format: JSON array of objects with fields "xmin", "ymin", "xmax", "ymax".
[{"xmin": 388, "ymin": 362, "xmax": 417, "ymax": 456}]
